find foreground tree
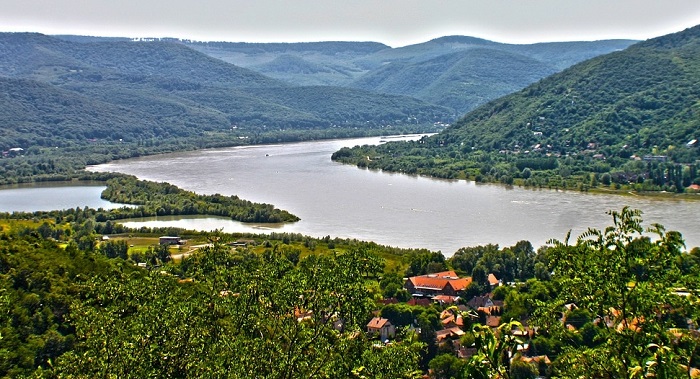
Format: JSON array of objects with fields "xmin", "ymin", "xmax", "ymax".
[
  {"xmin": 462, "ymin": 321, "xmax": 527, "ymax": 379},
  {"xmin": 541, "ymin": 207, "xmax": 698, "ymax": 378},
  {"xmin": 41, "ymin": 243, "xmax": 424, "ymax": 378}
]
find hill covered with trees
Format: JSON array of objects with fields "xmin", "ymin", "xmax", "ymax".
[
  {"xmin": 333, "ymin": 25, "xmax": 700, "ymax": 194},
  {"xmin": 182, "ymin": 36, "xmax": 635, "ymax": 115},
  {"xmin": 0, "ymin": 33, "xmax": 452, "ymax": 148},
  {"xmin": 0, "ymin": 33, "xmax": 451, "ymax": 183}
]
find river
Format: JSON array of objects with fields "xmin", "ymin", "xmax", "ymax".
[
  {"xmin": 0, "ymin": 182, "xmax": 127, "ymax": 212},
  {"xmin": 81, "ymin": 136, "xmax": 700, "ymax": 255}
]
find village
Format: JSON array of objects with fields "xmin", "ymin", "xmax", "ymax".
[{"xmin": 365, "ymin": 270, "xmax": 553, "ymax": 377}]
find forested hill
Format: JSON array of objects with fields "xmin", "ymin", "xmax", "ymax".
[
  {"xmin": 181, "ymin": 35, "xmax": 636, "ymax": 114},
  {"xmin": 350, "ymin": 48, "xmax": 558, "ymax": 115},
  {"xmin": 0, "ymin": 32, "xmax": 281, "ymax": 88},
  {"xmin": 349, "ymin": 37, "xmax": 636, "ymax": 115},
  {"xmin": 440, "ymin": 25, "xmax": 700, "ymax": 161},
  {"xmin": 40, "ymin": 34, "xmax": 636, "ymax": 115},
  {"xmin": 333, "ymin": 25, "xmax": 700, "ymax": 192},
  {"xmin": 0, "ymin": 33, "xmax": 452, "ymax": 151}
]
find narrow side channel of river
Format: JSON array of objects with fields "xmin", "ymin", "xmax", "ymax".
[
  {"xmin": 84, "ymin": 136, "xmax": 700, "ymax": 255},
  {"xmin": 0, "ymin": 182, "xmax": 128, "ymax": 212}
]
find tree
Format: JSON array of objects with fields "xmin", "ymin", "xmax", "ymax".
[
  {"xmin": 406, "ymin": 252, "xmax": 447, "ymax": 277},
  {"xmin": 543, "ymin": 207, "xmax": 696, "ymax": 378},
  {"xmin": 509, "ymin": 359, "xmax": 537, "ymax": 379},
  {"xmin": 429, "ymin": 353, "xmax": 465, "ymax": 379},
  {"xmin": 462, "ymin": 321, "xmax": 526, "ymax": 379},
  {"xmin": 45, "ymin": 243, "xmax": 425, "ymax": 378},
  {"xmin": 99, "ymin": 239, "xmax": 128, "ymax": 259},
  {"xmin": 380, "ymin": 303, "xmax": 414, "ymax": 327}
]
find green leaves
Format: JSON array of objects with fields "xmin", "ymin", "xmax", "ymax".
[
  {"xmin": 40, "ymin": 243, "xmax": 419, "ymax": 378},
  {"xmin": 464, "ymin": 321, "xmax": 526, "ymax": 379},
  {"xmin": 546, "ymin": 207, "xmax": 696, "ymax": 378}
]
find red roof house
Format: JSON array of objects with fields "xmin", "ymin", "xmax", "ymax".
[
  {"xmin": 404, "ymin": 271, "xmax": 472, "ymax": 297},
  {"xmin": 367, "ymin": 317, "xmax": 396, "ymax": 341}
]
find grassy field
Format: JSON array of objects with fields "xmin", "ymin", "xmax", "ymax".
[{"xmin": 0, "ymin": 218, "xmax": 410, "ymax": 274}]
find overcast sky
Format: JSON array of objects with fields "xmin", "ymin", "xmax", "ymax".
[{"xmin": 2, "ymin": 0, "xmax": 700, "ymax": 47}]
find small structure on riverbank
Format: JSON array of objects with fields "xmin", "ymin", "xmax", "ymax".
[{"xmin": 159, "ymin": 236, "xmax": 182, "ymax": 245}]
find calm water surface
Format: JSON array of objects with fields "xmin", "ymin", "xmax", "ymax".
[
  {"xmin": 86, "ymin": 136, "xmax": 700, "ymax": 255},
  {"xmin": 0, "ymin": 182, "xmax": 127, "ymax": 212}
]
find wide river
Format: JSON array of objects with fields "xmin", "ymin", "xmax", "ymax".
[{"xmin": 83, "ymin": 136, "xmax": 700, "ymax": 255}]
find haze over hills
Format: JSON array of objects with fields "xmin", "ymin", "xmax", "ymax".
[
  {"xmin": 439, "ymin": 25, "xmax": 700, "ymax": 160},
  {"xmin": 0, "ymin": 33, "xmax": 451, "ymax": 149},
  {"xmin": 180, "ymin": 36, "xmax": 636, "ymax": 114},
  {"xmin": 332, "ymin": 25, "xmax": 700, "ymax": 191}
]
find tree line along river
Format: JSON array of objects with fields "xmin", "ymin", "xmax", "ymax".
[{"xmin": 2, "ymin": 135, "xmax": 699, "ymax": 255}]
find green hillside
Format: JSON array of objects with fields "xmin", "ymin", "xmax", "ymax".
[
  {"xmin": 352, "ymin": 48, "xmax": 558, "ymax": 115},
  {"xmin": 441, "ymin": 26, "xmax": 700, "ymax": 161},
  {"xmin": 183, "ymin": 36, "xmax": 636, "ymax": 110},
  {"xmin": 0, "ymin": 34, "xmax": 451, "ymax": 148},
  {"xmin": 351, "ymin": 37, "xmax": 637, "ymax": 114},
  {"xmin": 333, "ymin": 26, "xmax": 700, "ymax": 193},
  {"xmin": 0, "ymin": 33, "xmax": 282, "ymax": 88},
  {"xmin": 44, "ymin": 34, "xmax": 636, "ymax": 114},
  {"xmin": 185, "ymin": 40, "xmax": 389, "ymax": 86}
]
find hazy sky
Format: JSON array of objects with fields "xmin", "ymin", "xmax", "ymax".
[{"xmin": 2, "ymin": 0, "xmax": 700, "ymax": 47}]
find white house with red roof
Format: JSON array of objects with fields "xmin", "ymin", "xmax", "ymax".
[{"xmin": 366, "ymin": 317, "xmax": 395, "ymax": 341}]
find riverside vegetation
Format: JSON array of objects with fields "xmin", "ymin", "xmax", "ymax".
[
  {"xmin": 0, "ymin": 206, "xmax": 698, "ymax": 378},
  {"xmin": 1, "ymin": 32, "xmax": 632, "ymax": 186}
]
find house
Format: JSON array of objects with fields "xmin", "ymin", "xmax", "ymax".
[
  {"xmin": 228, "ymin": 239, "xmax": 256, "ymax": 247},
  {"xmin": 407, "ymin": 297, "xmax": 431, "ymax": 307},
  {"xmin": 477, "ymin": 305, "xmax": 501, "ymax": 316},
  {"xmin": 159, "ymin": 236, "xmax": 181, "ymax": 245},
  {"xmin": 404, "ymin": 271, "xmax": 472, "ymax": 297},
  {"xmin": 435, "ymin": 326, "xmax": 465, "ymax": 343},
  {"xmin": 487, "ymin": 273, "xmax": 501, "ymax": 289},
  {"xmin": 6, "ymin": 147, "xmax": 24, "ymax": 157},
  {"xmin": 467, "ymin": 295, "xmax": 494, "ymax": 309},
  {"xmin": 439, "ymin": 312, "xmax": 465, "ymax": 329},
  {"xmin": 485, "ymin": 316, "xmax": 502, "ymax": 328},
  {"xmin": 433, "ymin": 295, "xmax": 459, "ymax": 305},
  {"xmin": 521, "ymin": 355, "xmax": 551, "ymax": 365},
  {"xmin": 643, "ymin": 155, "xmax": 668, "ymax": 162},
  {"xmin": 366, "ymin": 317, "xmax": 395, "ymax": 341}
]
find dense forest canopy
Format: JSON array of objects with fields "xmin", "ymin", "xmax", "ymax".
[
  {"xmin": 0, "ymin": 207, "xmax": 697, "ymax": 378},
  {"xmin": 0, "ymin": 32, "xmax": 452, "ymax": 150},
  {"xmin": 181, "ymin": 35, "xmax": 635, "ymax": 114}
]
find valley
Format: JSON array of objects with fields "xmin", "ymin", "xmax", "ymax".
[{"xmin": 1, "ymin": 23, "xmax": 699, "ymax": 379}]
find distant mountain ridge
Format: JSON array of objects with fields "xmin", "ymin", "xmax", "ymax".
[
  {"xmin": 0, "ymin": 32, "xmax": 451, "ymax": 150},
  {"xmin": 439, "ymin": 25, "xmax": 700, "ymax": 159},
  {"xmin": 332, "ymin": 25, "xmax": 700, "ymax": 190},
  {"xmin": 49, "ymin": 34, "xmax": 636, "ymax": 115},
  {"xmin": 177, "ymin": 36, "xmax": 636, "ymax": 114}
]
